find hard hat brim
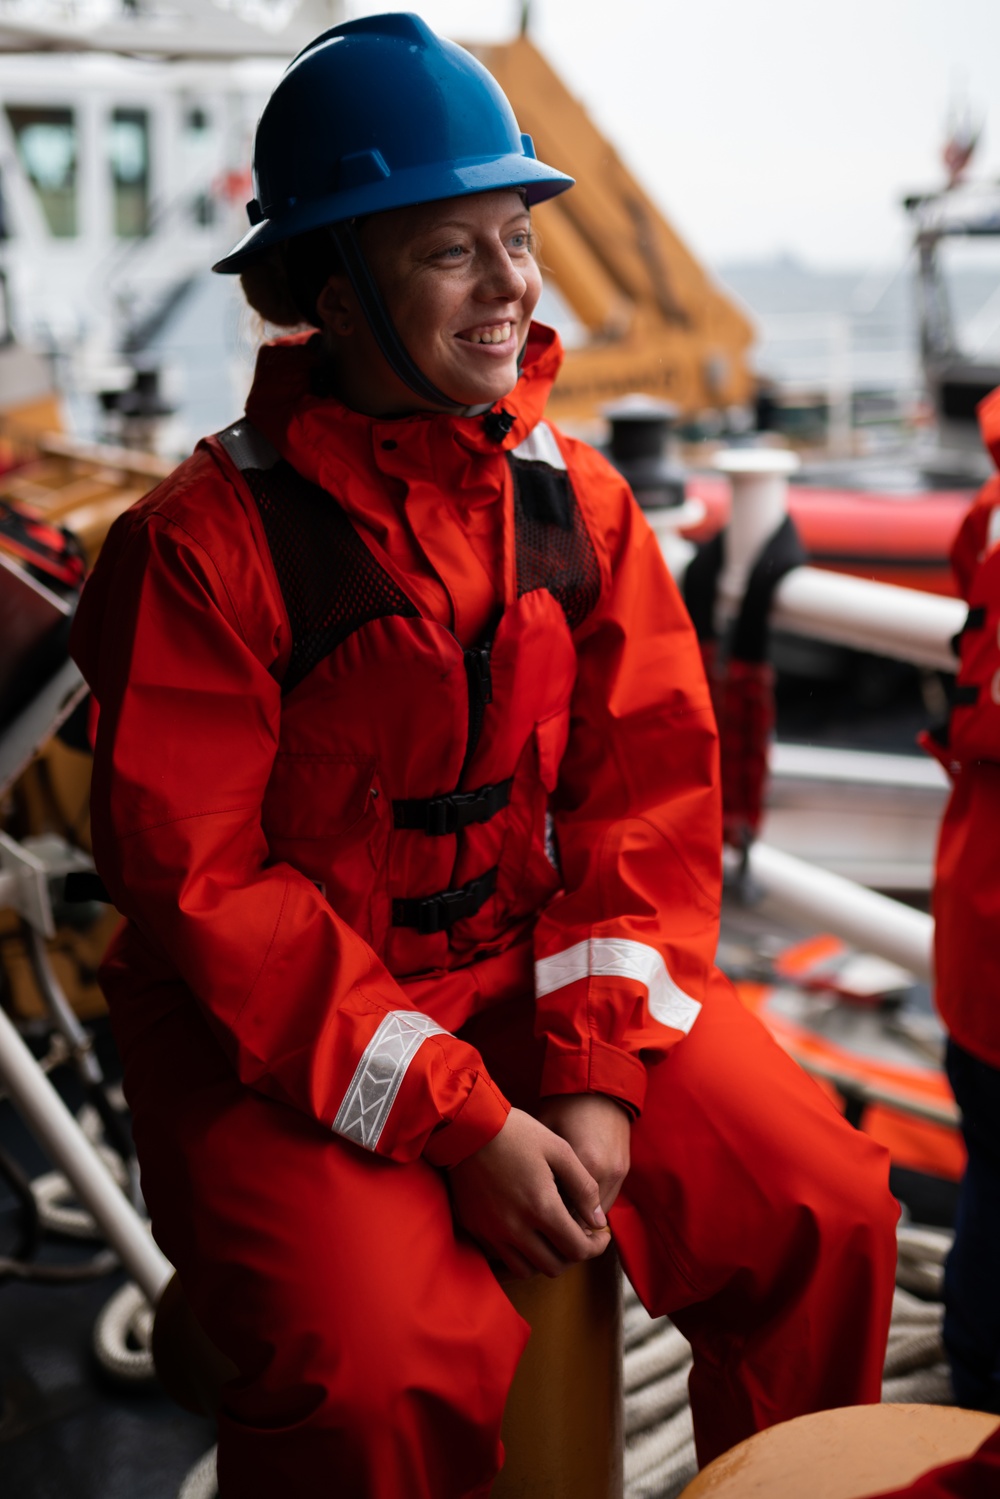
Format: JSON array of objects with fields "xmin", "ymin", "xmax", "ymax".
[{"xmin": 213, "ymin": 155, "xmax": 574, "ymax": 274}]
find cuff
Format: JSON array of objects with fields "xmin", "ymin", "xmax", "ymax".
[
  {"xmin": 540, "ymin": 1035, "xmax": 648, "ymax": 1117},
  {"xmin": 423, "ymin": 1070, "xmax": 511, "ymax": 1169}
]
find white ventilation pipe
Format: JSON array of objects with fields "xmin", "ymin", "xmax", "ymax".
[{"xmin": 715, "ymin": 448, "xmax": 800, "ymax": 605}]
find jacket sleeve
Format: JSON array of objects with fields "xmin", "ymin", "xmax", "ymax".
[
  {"xmin": 71, "ymin": 484, "xmax": 508, "ymax": 1168},
  {"xmin": 950, "ymin": 473, "xmax": 1000, "ymax": 599},
  {"xmin": 532, "ymin": 459, "xmax": 722, "ymax": 1117}
]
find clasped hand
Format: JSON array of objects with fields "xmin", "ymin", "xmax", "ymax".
[{"xmin": 447, "ymin": 1093, "xmax": 631, "ymax": 1280}]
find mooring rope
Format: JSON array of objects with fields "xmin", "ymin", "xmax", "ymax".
[
  {"xmin": 620, "ymin": 1215, "xmax": 956, "ymax": 1499},
  {"xmin": 99, "ymin": 1212, "xmax": 950, "ymax": 1499}
]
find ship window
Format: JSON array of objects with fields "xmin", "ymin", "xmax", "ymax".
[
  {"xmin": 937, "ymin": 238, "xmax": 1000, "ymax": 363},
  {"xmin": 5, "ymin": 106, "xmax": 78, "ymax": 238},
  {"xmin": 110, "ymin": 108, "xmax": 150, "ymax": 238}
]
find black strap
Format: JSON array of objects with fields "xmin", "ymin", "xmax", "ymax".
[
  {"xmin": 682, "ymin": 531, "xmax": 724, "ymax": 643},
  {"xmin": 393, "ymin": 778, "xmax": 513, "ymax": 836},
  {"xmin": 953, "ymin": 684, "xmax": 979, "ymax": 706},
  {"xmin": 730, "ymin": 515, "xmax": 806, "ymax": 663},
  {"xmin": 328, "ymin": 221, "xmax": 465, "ymax": 412},
  {"xmin": 682, "ymin": 517, "xmax": 805, "ymax": 663},
  {"xmin": 392, "ymin": 867, "xmax": 498, "ymax": 935},
  {"xmin": 952, "ymin": 604, "xmax": 987, "ymax": 657}
]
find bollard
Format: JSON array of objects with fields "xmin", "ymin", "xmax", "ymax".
[
  {"xmin": 679, "ymin": 1403, "xmax": 1000, "ymax": 1499},
  {"xmin": 604, "ymin": 396, "xmax": 686, "ymax": 510},
  {"xmin": 713, "ymin": 447, "xmax": 799, "ymax": 611},
  {"xmin": 494, "ymin": 1246, "xmax": 624, "ymax": 1499}
]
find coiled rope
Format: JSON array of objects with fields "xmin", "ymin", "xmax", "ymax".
[
  {"xmin": 170, "ymin": 1218, "xmax": 956, "ymax": 1499},
  {"xmin": 177, "ymin": 1445, "xmax": 218, "ymax": 1499},
  {"xmin": 621, "ymin": 1215, "xmax": 956, "ymax": 1498}
]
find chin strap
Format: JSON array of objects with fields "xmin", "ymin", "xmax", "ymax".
[{"xmin": 329, "ymin": 220, "xmax": 469, "ymax": 413}]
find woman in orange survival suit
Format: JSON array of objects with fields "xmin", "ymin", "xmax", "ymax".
[{"xmin": 70, "ymin": 15, "xmax": 898, "ymax": 1496}]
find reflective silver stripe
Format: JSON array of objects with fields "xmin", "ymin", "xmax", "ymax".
[
  {"xmin": 333, "ymin": 1010, "xmax": 448, "ymax": 1150},
  {"xmin": 535, "ymin": 936, "xmax": 701, "ymax": 1034},
  {"xmin": 217, "ymin": 420, "xmax": 281, "ymax": 472},
  {"xmin": 987, "ymin": 504, "xmax": 1000, "ymax": 553},
  {"xmin": 511, "ymin": 420, "xmax": 566, "ymax": 471}
]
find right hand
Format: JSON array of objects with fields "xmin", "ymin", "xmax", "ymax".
[{"xmin": 446, "ymin": 1107, "xmax": 612, "ymax": 1280}]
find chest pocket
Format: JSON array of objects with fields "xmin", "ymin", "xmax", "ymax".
[{"xmin": 217, "ymin": 418, "xmax": 604, "ymax": 964}]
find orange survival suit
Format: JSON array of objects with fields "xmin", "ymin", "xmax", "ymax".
[
  {"xmin": 922, "ymin": 386, "xmax": 1000, "ymax": 1417},
  {"xmin": 927, "ymin": 385, "xmax": 1000, "ymax": 1069},
  {"xmin": 70, "ymin": 325, "xmax": 897, "ymax": 1499}
]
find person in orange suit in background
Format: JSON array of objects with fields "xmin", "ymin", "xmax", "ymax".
[{"xmin": 921, "ymin": 384, "xmax": 1000, "ymax": 1417}]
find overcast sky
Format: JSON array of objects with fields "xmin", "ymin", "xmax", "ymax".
[{"xmin": 343, "ymin": 0, "xmax": 1000, "ymax": 275}]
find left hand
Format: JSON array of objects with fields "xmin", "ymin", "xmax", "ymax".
[{"xmin": 537, "ymin": 1093, "xmax": 631, "ymax": 1217}]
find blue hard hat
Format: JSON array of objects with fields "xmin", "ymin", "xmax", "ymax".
[{"xmin": 214, "ymin": 11, "xmax": 573, "ymax": 274}]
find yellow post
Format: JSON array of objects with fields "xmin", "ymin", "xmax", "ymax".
[{"xmin": 494, "ymin": 1247, "xmax": 623, "ymax": 1499}]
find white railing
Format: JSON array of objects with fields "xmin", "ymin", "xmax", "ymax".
[
  {"xmin": 653, "ymin": 450, "xmax": 966, "ymax": 671},
  {"xmin": 0, "ymin": 1001, "xmax": 172, "ymax": 1303},
  {"xmin": 738, "ymin": 843, "xmax": 933, "ymax": 981},
  {"xmin": 655, "ymin": 446, "xmax": 965, "ymax": 983},
  {"xmin": 767, "ymin": 565, "xmax": 963, "ymax": 673}
]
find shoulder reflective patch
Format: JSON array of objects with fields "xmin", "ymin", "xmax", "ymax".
[
  {"xmin": 535, "ymin": 936, "xmax": 702, "ymax": 1035},
  {"xmin": 333, "ymin": 1010, "xmax": 448, "ymax": 1151},
  {"xmin": 217, "ymin": 420, "xmax": 281, "ymax": 473},
  {"xmin": 511, "ymin": 421, "xmax": 567, "ymax": 471}
]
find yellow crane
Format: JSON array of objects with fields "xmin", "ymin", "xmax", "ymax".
[{"xmin": 468, "ymin": 33, "xmax": 756, "ymax": 424}]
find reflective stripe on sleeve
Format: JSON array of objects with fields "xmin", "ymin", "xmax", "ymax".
[
  {"xmin": 333, "ymin": 1010, "xmax": 448, "ymax": 1150},
  {"xmin": 535, "ymin": 936, "xmax": 702, "ymax": 1035}
]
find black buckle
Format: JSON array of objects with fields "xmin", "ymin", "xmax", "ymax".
[
  {"xmin": 392, "ymin": 867, "xmax": 498, "ymax": 935},
  {"xmin": 392, "ymin": 778, "xmax": 512, "ymax": 836}
]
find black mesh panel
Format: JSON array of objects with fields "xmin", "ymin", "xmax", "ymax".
[
  {"xmin": 242, "ymin": 460, "xmax": 419, "ymax": 694},
  {"xmin": 511, "ymin": 458, "xmax": 601, "ymax": 632}
]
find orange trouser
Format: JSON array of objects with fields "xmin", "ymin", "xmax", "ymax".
[{"xmin": 122, "ymin": 975, "xmax": 898, "ymax": 1497}]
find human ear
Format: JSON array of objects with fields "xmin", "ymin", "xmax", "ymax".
[{"xmin": 315, "ymin": 274, "xmax": 357, "ymax": 337}]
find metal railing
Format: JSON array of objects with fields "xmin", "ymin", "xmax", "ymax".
[{"xmin": 655, "ymin": 447, "xmax": 957, "ymax": 982}]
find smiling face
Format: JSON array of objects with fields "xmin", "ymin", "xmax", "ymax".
[{"xmin": 315, "ymin": 189, "xmax": 542, "ymax": 415}]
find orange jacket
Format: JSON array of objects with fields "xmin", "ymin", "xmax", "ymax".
[
  {"xmin": 930, "ymin": 384, "xmax": 1000, "ymax": 1068},
  {"xmin": 70, "ymin": 324, "xmax": 720, "ymax": 1166}
]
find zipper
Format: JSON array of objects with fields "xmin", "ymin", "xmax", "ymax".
[{"xmin": 462, "ymin": 639, "xmax": 493, "ymax": 778}]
